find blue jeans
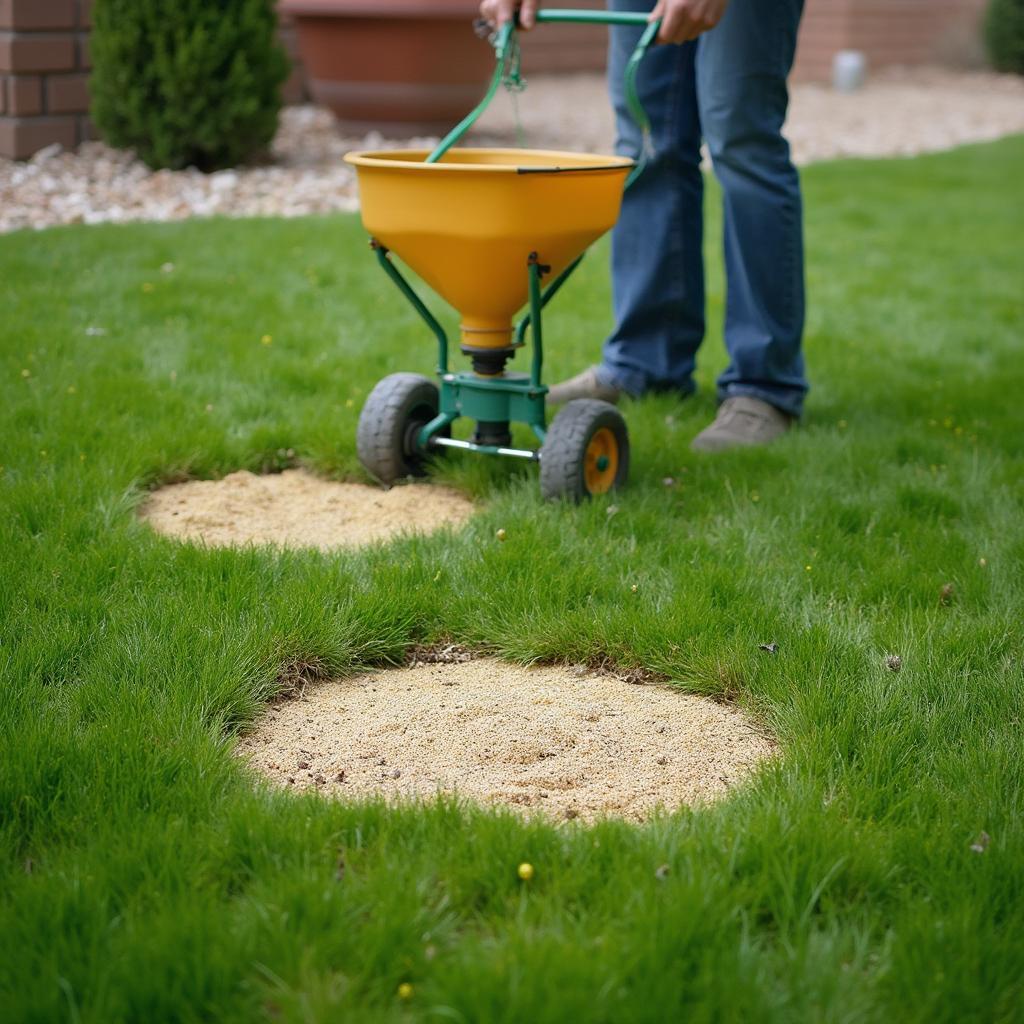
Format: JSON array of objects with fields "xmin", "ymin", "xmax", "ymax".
[{"xmin": 599, "ymin": 0, "xmax": 807, "ymax": 417}]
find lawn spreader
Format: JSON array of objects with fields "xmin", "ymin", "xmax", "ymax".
[{"xmin": 345, "ymin": 9, "xmax": 660, "ymax": 501}]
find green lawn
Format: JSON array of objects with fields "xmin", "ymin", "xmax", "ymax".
[{"xmin": 2, "ymin": 137, "xmax": 1023, "ymax": 1023}]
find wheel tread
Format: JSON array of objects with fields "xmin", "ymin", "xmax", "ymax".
[
  {"xmin": 357, "ymin": 373, "xmax": 440, "ymax": 484},
  {"xmin": 540, "ymin": 398, "xmax": 629, "ymax": 502}
]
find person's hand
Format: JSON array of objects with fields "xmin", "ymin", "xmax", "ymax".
[
  {"xmin": 479, "ymin": 0, "xmax": 539, "ymax": 31},
  {"xmin": 649, "ymin": 0, "xmax": 728, "ymax": 43}
]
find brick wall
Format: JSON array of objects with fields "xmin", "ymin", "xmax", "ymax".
[
  {"xmin": 0, "ymin": 0, "xmax": 307, "ymax": 160},
  {"xmin": 517, "ymin": 0, "xmax": 988, "ymax": 81},
  {"xmin": 0, "ymin": 0, "xmax": 991, "ymax": 160},
  {"xmin": 0, "ymin": 0, "xmax": 93, "ymax": 159},
  {"xmin": 793, "ymin": 0, "xmax": 988, "ymax": 81}
]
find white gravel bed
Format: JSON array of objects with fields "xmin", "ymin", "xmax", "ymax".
[{"xmin": 1, "ymin": 68, "xmax": 1022, "ymax": 234}]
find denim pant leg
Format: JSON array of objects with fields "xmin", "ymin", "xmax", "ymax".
[
  {"xmin": 600, "ymin": 0, "xmax": 704, "ymax": 397},
  {"xmin": 697, "ymin": 0, "xmax": 808, "ymax": 417}
]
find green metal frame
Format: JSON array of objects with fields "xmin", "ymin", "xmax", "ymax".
[
  {"xmin": 372, "ymin": 10, "xmax": 661, "ymax": 463},
  {"xmin": 372, "ymin": 247, "xmax": 551, "ymax": 460}
]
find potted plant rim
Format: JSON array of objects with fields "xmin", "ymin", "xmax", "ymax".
[{"xmin": 279, "ymin": 0, "xmax": 496, "ymax": 133}]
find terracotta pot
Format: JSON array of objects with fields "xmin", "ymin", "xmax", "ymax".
[{"xmin": 279, "ymin": 0, "xmax": 495, "ymax": 133}]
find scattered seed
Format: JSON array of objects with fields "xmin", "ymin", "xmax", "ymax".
[
  {"xmin": 397, "ymin": 982, "xmax": 413, "ymax": 1001},
  {"xmin": 656, "ymin": 756, "xmax": 668, "ymax": 766},
  {"xmin": 390, "ymin": 768, "xmax": 402, "ymax": 780}
]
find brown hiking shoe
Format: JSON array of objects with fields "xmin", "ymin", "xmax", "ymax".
[
  {"xmin": 546, "ymin": 366, "xmax": 622, "ymax": 406},
  {"xmin": 690, "ymin": 396, "xmax": 793, "ymax": 452}
]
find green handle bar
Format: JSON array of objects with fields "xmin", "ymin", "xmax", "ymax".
[{"xmin": 426, "ymin": 8, "xmax": 660, "ymax": 186}]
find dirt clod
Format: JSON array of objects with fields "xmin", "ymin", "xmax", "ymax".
[{"xmin": 238, "ymin": 658, "xmax": 775, "ymax": 823}]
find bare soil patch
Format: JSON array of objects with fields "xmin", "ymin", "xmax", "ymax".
[
  {"xmin": 139, "ymin": 469, "xmax": 474, "ymax": 550},
  {"xmin": 238, "ymin": 659, "xmax": 775, "ymax": 822}
]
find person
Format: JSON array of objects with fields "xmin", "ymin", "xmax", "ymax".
[{"xmin": 480, "ymin": 0, "xmax": 807, "ymax": 451}]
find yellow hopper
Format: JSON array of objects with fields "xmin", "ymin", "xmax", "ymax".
[{"xmin": 345, "ymin": 147, "xmax": 633, "ymax": 353}]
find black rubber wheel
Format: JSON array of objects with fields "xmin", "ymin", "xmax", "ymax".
[
  {"xmin": 357, "ymin": 373, "xmax": 443, "ymax": 484},
  {"xmin": 539, "ymin": 398, "xmax": 630, "ymax": 502}
]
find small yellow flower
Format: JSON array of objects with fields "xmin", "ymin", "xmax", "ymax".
[
  {"xmin": 261, "ymin": 334, "xmax": 273, "ymax": 346},
  {"xmin": 979, "ymin": 557, "xmax": 987, "ymax": 567},
  {"xmin": 943, "ymin": 417, "xmax": 953, "ymax": 428},
  {"xmin": 20, "ymin": 369, "xmax": 30, "ymax": 378},
  {"xmin": 631, "ymin": 583, "xmax": 638, "ymax": 593},
  {"xmin": 496, "ymin": 528, "xmax": 507, "ymax": 542},
  {"xmin": 805, "ymin": 564, "xmax": 812, "ymax": 572},
  {"xmin": 517, "ymin": 862, "xmax": 534, "ymax": 881},
  {"xmin": 397, "ymin": 982, "xmax": 414, "ymax": 1001},
  {"xmin": 345, "ymin": 398, "xmax": 354, "ymax": 409},
  {"xmin": 79, "ymin": 454, "xmax": 86, "ymax": 461}
]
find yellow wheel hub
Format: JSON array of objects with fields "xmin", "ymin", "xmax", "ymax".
[{"xmin": 584, "ymin": 428, "xmax": 619, "ymax": 494}]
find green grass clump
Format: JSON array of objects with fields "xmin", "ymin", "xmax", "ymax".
[{"xmin": 1, "ymin": 138, "xmax": 1023, "ymax": 1022}]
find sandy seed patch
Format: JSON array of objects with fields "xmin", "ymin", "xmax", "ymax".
[
  {"xmin": 238, "ymin": 659, "xmax": 775, "ymax": 823},
  {"xmin": 139, "ymin": 469, "xmax": 473, "ymax": 550}
]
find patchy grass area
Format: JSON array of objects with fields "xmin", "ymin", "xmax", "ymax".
[{"xmin": 2, "ymin": 137, "xmax": 1023, "ymax": 1022}]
